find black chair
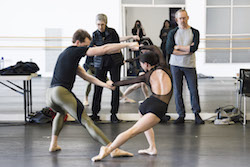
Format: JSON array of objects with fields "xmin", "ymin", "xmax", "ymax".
[
  {"xmin": 238, "ymin": 69, "xmax": 250, "ymax": 125},
  {"xmin": 140, "ymin": 37, "xmax": 153, "ymax": 46}
]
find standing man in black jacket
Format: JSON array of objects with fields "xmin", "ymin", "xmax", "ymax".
[{"xmin": 90, "ymin": 13, "xmax": 123, "ymax": 123}]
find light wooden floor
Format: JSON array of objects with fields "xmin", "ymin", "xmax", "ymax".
[{"xmin": 0, "ymin": 77, "xmax": 250, "ymax": 167}]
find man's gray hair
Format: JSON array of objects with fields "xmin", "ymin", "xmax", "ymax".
[
  {"xmin": 96, "ymin": 13, "xmax": 108, "ymax": 24},
  {"xmin": 175, "ymin": 9, "xmax": 188, "ymax": 18}
]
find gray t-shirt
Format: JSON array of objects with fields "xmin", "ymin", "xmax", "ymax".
[{"xmin": 169, "ymin": 28, "xmax": 196, "ymax": 68}]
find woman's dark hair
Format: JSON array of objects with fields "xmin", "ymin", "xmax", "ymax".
[
  {"xmin": 139, "ymin": 51, "xmax": 159, "ymax": 66},
  {"xmin": 162, "ymin": 20, "xmax": 170, "ymax": 29},
  {"xmin": 133, "ymin": 20, "xmax": 141, "ymax": 29},
  {"xmin": 72, "ymin": 29, "xmax": 91, "ymax": 43}
]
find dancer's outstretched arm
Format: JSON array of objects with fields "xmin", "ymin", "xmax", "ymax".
[
  {"xmin": 120, "ymin": 35, "xmax": 140, "ymax": 42},
  {"xmin": 86, "ymin": 42, "xmax": 139, "ymax": 56},
  {"xmin": 77, "ymin": 66, "xmax": 114, "ymax": 90},
  {"xmin": 113, "ymin": 74, "xmax": 146, "ymax": 87}
]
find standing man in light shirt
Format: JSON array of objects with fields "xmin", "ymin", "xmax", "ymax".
[{"xmin": 166, "ymin": 9, "xmax": 204, "ymax": 124}]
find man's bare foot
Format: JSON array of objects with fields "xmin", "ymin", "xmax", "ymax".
[
  {"xmin": 110, "ymin": 148, "xmax": 134, "ymax": 158},
  {"xmin": 49, "ymin": 145, "xmax": 61, "ymax": 152},
  {"xmin": 138, "ymin": 148, "xmax": 157, "ymax": 156},
  {"xmin": 91, "ymin": 146, "xmax": 110, "ymax": 162}
]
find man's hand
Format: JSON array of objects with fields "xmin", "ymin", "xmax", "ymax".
[
  {"xmin": 106, "ymin": 80, "xmax": 116, "ymax": 90},
  {"xmin": 128, "ymin": 42, "xmax": 139, "ymax": 51},
  {"xmin": 132, "ymin": 35, "xmax": 140, "ymax": 41},
  {"xmin": 174, "ymin": 45, "xmax": 180, "ymax": 50}
]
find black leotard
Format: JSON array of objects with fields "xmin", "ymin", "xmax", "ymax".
[
  {"xmin": 114, "ymin": 45, "xmax": 172, "ymax": 104},
  {"xmin": 114, "ymin": 45, "xmax": 173, "ymax": 118}
]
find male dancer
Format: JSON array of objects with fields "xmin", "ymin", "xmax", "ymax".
[{"xmin": 46, "ymin": 29, "xmax": 138, "ymax": 157}]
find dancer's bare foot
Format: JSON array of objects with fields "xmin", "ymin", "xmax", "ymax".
[
  {"xmin": 138, "ymin": 148, "xmax": 157, "ymax": 156},
  {"xmin": 124, "ymin": 97, "xmax": 136, "ymax": 103},
  {"xmin": 91, "ymin": 146, "xmax": 110, "ymax": 162},
  {"xmin": 110, "ymin": 148, "xmax": 134, "ymax": 158},
  {"xmin": 83, "ymin": 100, "xmax": 89, "ymax": 106},
  {"xmin": 120, "ymin": 97, "xmax": 136, "ymax": 103},
  {"xmin": 49, "ymin": 145, "xmax": 61, "ymax": 152}
]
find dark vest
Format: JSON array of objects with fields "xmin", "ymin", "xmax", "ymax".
[{"xmin": 91, "ymin": 27, "xmax": 123, "ymax": 69}]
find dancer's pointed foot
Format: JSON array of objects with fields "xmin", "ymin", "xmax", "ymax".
[
  {"xmin": 124, "ymin": 97, "xmax": 136, "ymax": 103},
  {"xmin": 138, "ymin": 148, "xmax": 157, "ymax": 156},
  {"xmin": 120, "ymin": 97, "xmax": 136, "ymax": 103},
  {"xmin": 83, "ymin": 100, "xmax": 89, "ymax": 106},
  {"xmin": 49, "ymin": 145, "xmax": 61, "ymax": 152},
  {"xmin": 91, "ymin": 146, "xmax": 110, "ymax": 162},
  {"xmin": 110, "ymin": 148, "xmax": 134, "ymax": 158}
]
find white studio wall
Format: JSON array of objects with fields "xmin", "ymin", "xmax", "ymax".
[
  {"xmin": 0, "ymin": 0, "xmax": 122, "ymax": 76},
  {"xmin": 185, "ymin": 0, "xmax": 206, "ymax": 77},
  {"xmin": 125, "ymin": 7, "xmax": 170, "ymax": 47},
  {"xmin": 186, "ymin": 0, "xmax": 250, "ymax": 77},
  {"xmin": 1, "ymin": 0, "xmax": 249, "ymax": 77}
]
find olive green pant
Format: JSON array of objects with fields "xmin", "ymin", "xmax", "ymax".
[{"xmin": 46, "ymin": 86, "xmax": 110, "ymax": 145}]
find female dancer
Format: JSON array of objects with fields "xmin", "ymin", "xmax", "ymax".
[{"xmin": 92, "ymin": 45, "xmax": 173, "ymax": 161}]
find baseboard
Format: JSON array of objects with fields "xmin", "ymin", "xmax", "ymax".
[
  {"xmin": 0, "ymin": 113, "xmax": 248, "ymax": 122},
  {"xmin": 0, "ymin": 114, "xmax": 25, "ymax": 122},
  {"xmin": 84, "ymin": 113, "xmax": 218, "ymax": 121}
]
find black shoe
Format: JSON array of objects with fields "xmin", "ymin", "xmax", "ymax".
[
  {"xmin": 90, "ymin": 114, "xmax": 100, "ymax": 122},
  {"xmin": 174, "ymin": 116, "xmax": 185, "ymax": 124},
  {"xmin": 195, "ymin": 113, "xmax": 205, "ymax": 124},
  {"xmin": 160, "ymin": 115, "xmax": 171, "ymax": 123},
  {"xmin": 111, "ymin": 114, "xmax": 122, "ymax": 123}
]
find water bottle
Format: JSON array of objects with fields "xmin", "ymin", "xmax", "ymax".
[{"xmin": 0, "ymin": 57, "xmax": 4, "ymax": 69}]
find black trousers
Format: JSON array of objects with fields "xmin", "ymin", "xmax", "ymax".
[{"xmin": 92, "ymin": 65, "xmax": 121, "ymax": 115}]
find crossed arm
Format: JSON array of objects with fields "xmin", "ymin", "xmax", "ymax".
[
  {"xmin": 166, "ymin": 28, "xmax": 200, "ymax": 56},
  {"xmin": 173, "ymin": 43, "xmax": 193, "ymax": 55}
]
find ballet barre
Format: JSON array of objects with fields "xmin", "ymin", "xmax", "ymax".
[{"xmin": 0, "ymin": 73, "xmax": 37, "ymax": 122}]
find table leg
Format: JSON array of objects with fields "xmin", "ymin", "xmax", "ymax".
[
  {"xmin": 27, "ymin": 81, "xmax": 30, "ymax": 118},
  {"xmin": 29, "ymin": 80, "xmax": 32, "ymax": 114},
  {"xmin": 23, "ymin": 81, "xmax": 27, "ymax": 123}
]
